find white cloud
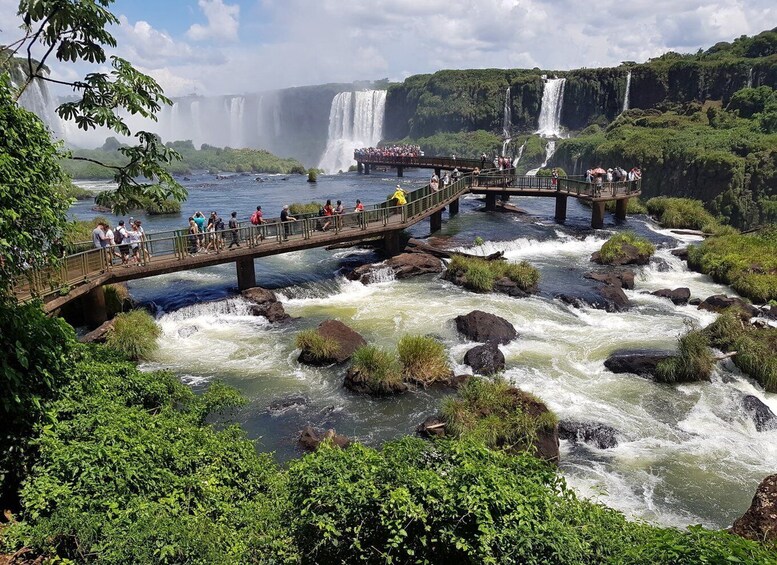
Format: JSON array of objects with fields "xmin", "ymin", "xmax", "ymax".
[
  {"xmin": 187, "ymin": 0, "xmax": 240, "ymax": 42},
  {"xmin": 115, "ymin": 16, "xmax": 193, "ymax": 66}
]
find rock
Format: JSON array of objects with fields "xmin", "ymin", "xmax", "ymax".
[
  {"xmin": 416, "ymin": 416, "xmax": 447, "ymax": 438},
  {"xmin": 347, "ymin": 252, "xmax": 443, "ymax": 284},
  {"xmin": 79, "ymin": 319, "xmax": 116, "ymax": 344},
  {"xmin": 585, "ymin": 270, "xmax": 635, "ymax": 290},
  {"xmin": 730, "ymin": 474, "xmax": 777, "ymax": 543},
  {"xmin": 343, "ymin": 366, "xmax": 408, "ymax": 396},
  {"xmin": 463, "ymin": 343, "xmax": 505, "ymax": 375},
  {"xmin": 558, "ymin": 420, "xmax": 619, "ymax": 449},
  {"xmin": 761, "ymin": 305, "xmax": 777, "ymax": 320},
  {"xmin": 651, "ymin": 288, "xmax": 691, "ymax": 305},
  {"xmin": 604, "ymin": 349, "xmax": 675, "ymax": 377},
  {"xmin": 742, "ymin": 395, "xmax": 777, "ymax": 432},
  {"xmin": 650, "ymin": 256, "xmax": 672, "ymax": 272},
  {"xmin": 698, "ymin": 295, "xmax": 759, "ymax": 316},
  {"xmin": 508, "ymin": 390, "xmax": 559, "ymax": 463},
  {"xmin": 599, "ymin": 285, "xmax": 631, "ymax": 312},
  {"xmin": 688, "ymin": 298, "xmax": 702, "ymax": 306},
  {"xmin": 446, "ymin": 374, "xmax": 472, "ymax": 389},
  {"xmin": 267, "ymin": 395, "xmax": 308, "ymax": 414},
  {"xmin": 591, "ymin": 243, "xmax": 651, "ymax": 266},
  {"xmin": 493, "ymin": 277, "xmax": 532, "ymax": 297},
  {"xmin": 241, "ymin": 286, "xmax": 290, "ymax": 322},
  {"xmin": 298, "ymin": 425, "xmax": 351, "ymax": 451},
  {"xmin": 299, "ymin": 320, "xmax": 367, "ymax": 365},
  {"xmin": 670, "ymin": 247, "xmax": 689, "ymax": 260},
  {"xmin": 455, "ymin": 310, "xmax": 517, "ymax": 344},
  {"xmin": 177, "ymin": 325, "xmax": 199, "ymax": 338}
]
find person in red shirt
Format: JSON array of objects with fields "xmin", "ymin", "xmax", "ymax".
[
  {"xmin": 354, "ymin": 199, "xmax": 364, "ymax": 212},
  {"xmin": 322, "ymin": 199, "xmax": 334, "ymax": 231}
]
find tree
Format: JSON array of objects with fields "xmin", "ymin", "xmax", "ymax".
[{"xmin": 0, "ymin": 0, "xmax": 186, "ymax": 216}]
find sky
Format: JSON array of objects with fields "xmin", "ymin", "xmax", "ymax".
[{"xmin": 1, "ymin": 0, "xmax": 776, "ymax": 97}]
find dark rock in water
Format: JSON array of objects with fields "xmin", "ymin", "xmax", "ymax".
[
  {"xmin": 688, "ymin": 298, "xmax": 702, "ymax": 306},
  {"xmin": 493, "ymin": 277, "xmax": 531, "ymax": 298},
  {"xmin": 267, "ymin": 395, "xmax": 308, "ymax": 414},
  {"xmin": 347, "ymin": 252, "xmax": 442, "ymax": 284},
  {"xmin": 343, "ymin": 366, "xmax": 408, "ymax": 396},
  {"xmin": 651, "ymin": 288, "xmax": 691, "ymax": 305},
  {"xmin": 730, "ymin": 474, "xmax": 777, "ymax": 543},
  {"xmin": 463, "ymin": 343, "xmax": 505, "ymax": 375},
  {"xmin": 79, "ymin": 319, "xmax": 115, "ymax": 344},
  {"xmin": 299, "ymin": 320, "xmax": 367, "ymax": 366},
  {"xmin": 455, "ymin": 310, "xmax": 517, "ymax": 344},
  {"xmin": 558, "ymin": 420, "xmax": 619, "ymax": 449},
  {"xmin": 649, "ymin": 256, "xmax": 672, "ymax": 272},
  {"xmin": 698, "ymin": 294, "xmax": 759, "ymax": 316},
  {"xmin": 585, "ymin": 270, "xmax": 635, "ymax": 290},
  {"xmin": 416, "ymin": 415, "xmax": 447, "ymax": 438},
  {"xmin": 446, "ymin": 374, "xmax": 471, "ymax": 389},
  {"xmin": 241, "ymin": 286, "xmax": 290, "ymax": 322},
  {"xmin": 670, "ymin": 247, "xmax": 689, "ymax": 260},
  {"xmin": 177, "ymin": 325, "xmax": 199, "ymax": 338},
  {"xmin": 604, "ymin": 349, "xmax": 675, "ymax": 377},
  {"xmin": 742, "ymin": 395, "xmax": 777, "ymax": 432},
  {"xmin": 298, "ymin": 425, "xmax": 351, "ymax": 451},
  {"xmin": 760, "ymin": 305, "xmax": 777, "ymax": 320},
  {"xmin": 599, "ymin": 285, "xmax": 631, "ymax": 312},
  {"xmin": 591, "ymin": 243, "xmax": 651, "ymax": 266}
]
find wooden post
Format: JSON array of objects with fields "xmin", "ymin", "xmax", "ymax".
[
  {"xmin": 615, "ymin": 198, "xmax": 628, "ymax": 221},
  {"xmin": 397, "ymin": 166, "xmax": 404, "ymax": 177},
  {"xmin": 449, "ymin": 197, "xmax": 460, "ymax": 217},
  {"xmin": 554, "ymin": 194, "xmax": 567, "ymax": 224},
  {"xmin": 82, "ymin": 285, "xmax": 108, "ymax": 328},
  {"xmin": 430, "ymin": 209, "xmax": 443, "ymax": 232},
  {"xmin": 591, "ymin": 201, "xmax": 606, "ymax": 229},
  {"xmin": 485, "ymin": 193, "xmax": 496, "ymax": 211},
  {"xmin": 236, "ymin": 257, "xmax": 256, "ymax": 291}
]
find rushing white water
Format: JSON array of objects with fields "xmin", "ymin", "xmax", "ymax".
[
  {"xmin": 747, "ymin": 68, "xmax": 753, "ymax": 89},
  {"xmin": 16, "ymin": 72, "xmax": 63, "ymax": 138},
  {"xmin": 525, "ymin": 140, "xmax": 556, "ymax": 176},
  {"xmin": 318, "ymin": 89, "xmax": 387, "ymax": 174},
  {"xmin": 228, "ymin": 96, "xmax": 245, "ymax": 149},
  {"xmin": 513, "ymin": 140, "xmax": 526, "ymax": 168},
  {"xmin": 622, "ymin": 71, "xmax": 632, "ymax": 112},
  {"xmin": 536, "ymin": 78, "xmax": 566, "ymax": 137},
  {"xmin": 502, "ymin": 86, "xmax": 512, "ymax": 155}
]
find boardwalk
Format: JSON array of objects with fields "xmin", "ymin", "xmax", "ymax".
[{"xmin": 15, "ymin": 167, "xmax": 640, "ymax": 321}]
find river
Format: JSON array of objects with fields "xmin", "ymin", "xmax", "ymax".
[{"xmin": 72, "ymin": 169, "xmax": 777, "ymax": 530}]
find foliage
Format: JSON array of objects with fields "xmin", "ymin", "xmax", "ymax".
[
  {"xmin": 447, "ymin": 256, "xmax": 540, "ymax": 293},
  {"xmin": 295, "ymin": 329, "xmax": 340, "ymax": 362},
  {"xmin": 136, "ymin": 196, "xmax": 181, "ymax": 215},
  {"xmin": 397, "ymin": 334, "xmax": 451, "ymax": 386},
  {"xmin": 728, "ymin": 86, "xmax": 777, "ymax": 118},
  {"xmin": 103, "ymin": 284, "xmax": 131, "ymax": 318},
  {"xmin": 349, "ymin": 345, "xmax": 403, "ymax": 394},
  {"xmin": 687, "ymin": 226, "xmax": 777, "ymax": 303},
  {"xmin": 105, "ymin": 310, "xmax": 161, "ymax": 361},
  {"xmin": 288, "ymin": 201, "xmax": 322, "ymax": 215},
  {"xmin": 645, "ymin": 196, "xmax": 732, "ymax": 234},
  {"xmin": 387, "ymin": 130, "xmax": 502, "ymax": 160},
  {"xmin": 307, "ymin": 168, "xmax": 318, "ymax": 182},
  {"xmin": 598, "ymin": 232, "xmax": 655, "ymax": 264},
  {"xmin": 442, "ymin": 376, "xmax": 557, "ymax": 453},
  {"xmin": 58, "ymin": 180, "xmax": 92, "ymax": 201},
  {"xmin": 655, "ymin": 328, "xmax": 715, "ymax": 384},
  {"xmin": 603, "ymin": 197, "xmax": 648, "ymax": 214}
]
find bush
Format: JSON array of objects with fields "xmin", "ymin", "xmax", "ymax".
[
  {"xmin": 105, "ymin": 310, "xmax": 161, "ymax": 361},
  {"xmin": 655, "ymin": 328, "xmax": 714, "ymax": 383},
  {"xmin": 447, "ymin": 256, "xmax": 540, "ymax": 293},
  {"xmin": 349, "ymin": 345, "xmax": 403, "ymax": 394},
  {"xmin": 645, "ymin": 197, "xmax": 730, "ymax": 233},
  {"xmin": 307, "ymin": 168, "xmax": 317, "ymax": 182},
  {"xmin": 397, "ymin": 335, "xmax": 451, "ymax": 386},
  {"xmin": 138, "ymin": 197, "xmax": 181, "ymax": 215},
  {"xmin": 598, "ymin": 232, "xmax": 655, "ymax": 264},
  {"xmin": 103, "ymin": 284, "xmax": 132, "ymax": 318},
  {"xmin": 288, "ymin": 201, "xmax": 322, "ymax": 215},
  {"xmin": 295, "ymin": 329, "xmax": 340, "ymax": 362}
]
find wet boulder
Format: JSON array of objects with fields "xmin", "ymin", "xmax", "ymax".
[
  {"xmin": 343, "ymin": 365, "xmax": 409, "ymax": 396},
  {"xmin": 298, "ymin": 425, "xmax": 351, "ymax": 451},
  {"xmin": 455, "ymin": 310, "xmax": 517, "ymax": 344},
  {"xmin": 79, "ymin": 319, "xmax": 116, "ymax": 344},
  {"xmin": 347, "ymin": 252, "xmax": 443, "ymax": 284},
  {"xmin": 599, "ymin": 285, "xmax": 631, "ymax": 312},
  {"xmin": 416, "ymin": 416, "xmax": 447, "ymax": 438},
  {"xmin": 670, "ymin": 247, "xmax": 689, "ymax": 260},
  {"xmin": 651, "ymin": 288, "xmax": 691, "ymax": 306},
  {"xmin": 267, "ymin": 395, "xmax": 309, "ymax": 414},
  {"xmin": 242, "ymin": 286, "xmax": 290, "ymax": 322},
  {"xmin": 298, "ymin": 319, "xmax": 367, "ymax": 365},
  {"xmin": 731, "ymin": 474, "xmax": 777, "ymax": 543},
  {"xmin": 493, "ymin": 277, "xmax": 532, "ymax": 297},
  {"xmin": 698, "ymin": 295, "xmax": 759, "ymax": 316},
  {"xmin": 591, "ymin": 243, "xmax": 651, "ymax": 266},
  {"xmin": 585, "ymin": 270, "xmax": 636, "ymax": 290},
  {"xmin": 742, "ymin": 395, "xmax": 777, "ymax": 432},
  {"xmin": 558, "ymin": 420, "xmax": 619, "ymax": 449},
  {"xmin": 463, "ymin": 343, "xmax": 505, "ymax": 375},
  {"xmin": 604, "ymin": 349, "xmax": 675, "ymax": 377}
]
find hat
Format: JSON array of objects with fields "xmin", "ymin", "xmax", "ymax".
[
  {"xmin": 283, "ymin": 205, "xmax": 289, "ymax": 209},
  {"xmin": 396, "ymin": 184, "xmax": 401, "ymax": 188}
]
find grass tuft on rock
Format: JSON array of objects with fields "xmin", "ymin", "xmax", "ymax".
[
  {"xmin": 103, "ymin": 284, "xmax": 132, "ymax": 318},
  {"xmin": 106, "ymin": 310, "xmax": 161, "ymax": 361},
  {"xmin": 350, "ymin": 345, "xmax": 404, "ymax": 394},
  {"xmin": 447, "ymin": 256, "xmax": 539, "ymax": 293},
  {"xmin": 655, "ymin": 329, "xmax": 714, "ymax": 383},
  {"xmin": 289, "ymin": 201, "xmax": 322, "ymax": 215},
  {"xmin": 295, "ymin": 329, "xmax": 341, "ymax": 362},
  {"xmin": 645, "ymin": 197, "xmax": 735, "ymax": 235},
  {"xmin": 598, "ymin": 232, "xmax": 655, "ymax": 264},
  {"xmin": 397, "ymin": 335, "xmax": 451, "ymax": 386}
]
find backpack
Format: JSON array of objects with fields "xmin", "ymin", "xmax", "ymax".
[
  {"xmin": 250, "ymin": 211, "xmax": 261, "ymax": 225},
  {"xmin": 114, "ymin": 227, "xmax": 125, "ymax": 244},
  {"xmin": 215, "ymin": 218, "xmax": 225, "ymax": 231}
]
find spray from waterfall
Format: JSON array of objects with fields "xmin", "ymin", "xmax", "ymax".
[
  {"xmin": 318, "ymin": 90, "xmax": 387, "ymax": 174},
  {"xmin": 15, "ymin": 72, "xmax": 63, "ymax": 139},
  {"xmin": 502, "ymin": 86, "xmax": 512, "ymax": 155},
  {"xmin": 622, "ymin": 71, "xmax": 632, "ymax": 113}
]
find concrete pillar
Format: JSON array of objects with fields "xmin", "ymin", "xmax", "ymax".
[
  {"xmin": 501, "ymin": 193, "xmax": 510, "ymax": 202},
  {"xmin": 449, "ymin": 198, "xmax": 459, "ymax": 217},
  {"xmin": 383, "ymin": 231, "xmax": 403, "ymax": 255},
  {"xmin": 591, "ymin": 201, "xmax": 606, "ymax": 229},
  {"xmin": 615, "ymin": 198, "xmax": 628, "ymax": 221},
  {"xmin": 357, "ymin": 162, "xmax": 363, "ymax": 174},
  {"xmin": 429, "ymin": 209, "xmax": 443, "ymax": 232},
  {"xmin": 397, "ymin": 166, "xmax": 404, "ymax": 177},
  {"xmin": 236, "ymin": 257, "xmax": 256, "ymax": 291},
  {"xmin": 83, "ymin": 285, "xmax": 108, "ymax": 328},
  {"xmin": 485, "ymin": 193, "xmax": 497, "ymax": 211},
  {"xmin": 554, "ymin": 194, "xmax": 567, "ymax": 224},
  {"xmin": 364, "ymin": 164, "xmax": 370, "ymax": 175},
  {"xmin": 434, "ymin": 167, "xmax": 441, "ymax": 178}
]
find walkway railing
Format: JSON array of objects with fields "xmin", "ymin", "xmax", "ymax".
[{"xmin": 354, "ymin": 153, "xmax": 483, "ymax": 171}]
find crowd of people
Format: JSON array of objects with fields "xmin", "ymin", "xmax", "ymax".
[
  {"xmin": 90, "ymin": 218, "xmax": 149, "ymax": 267},
  {"xmin": 354, "ymin": 145, "xmax": 422, "ymax": 159}
]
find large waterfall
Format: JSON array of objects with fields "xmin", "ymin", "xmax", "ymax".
[
  {"xmin": 15, "ymin": 72, "xmax": 63, "ymax": 138},
  {"xmin": 318, "ymin": 90, "xmax": 387, "ymax": 174},
  {"xmin": 501, "ymin": 86, "xmax": 512, "ymax": 155},
  {"xmin": 536, "ymin": 78, "xmax": 566, "ymax": 138},
  {"xmin": 622, "ymin": 71, "xmax": 632, "ymax": 113}
]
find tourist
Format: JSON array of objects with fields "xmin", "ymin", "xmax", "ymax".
[
  {"xmin": 204, "ymin": 218, "xmax": 218, "ymax": 253},
  {"xmin": 188, "ymin": 216, "xmax": 199, "ymax": 254},
  {"xmin": 251, "ymin": 205, "xmax": 264, "ymax": 243},
  {"xmin": 193, "ymin": 211, "xmax": 206, "ymax": 248},
  {"xmin": 430, "ymin": 173, "xmax": 439, "ymax": 192},
  {"xmin": 134, "ymin": 220, "xmax": 151, "ymax": 261},
  {"xmin": 481, "ymin": 152, "xmax": 487, "ymax": 168},
  {"xmin": 91, "ymin": 222, "xmax": 107, "ymax": 250},
  {"xmin": 322, "ymin": 199, "xmax": 334, "ymax": 231},
  {"xmin": 228, "ymin": 211, "xmax": 241, "ymax": 249},
  {"xmin": 442, "ymin": 172, "xmax": 451, "ymax": 187},
  {"xmin": 354, "ymin": 199, "xmax": 364, "ymax": 212},
  {"xmin": 585, "ymin": 168, "xmax": 593, "ymax": 183},
  {"xmin": 391, "ymin": 184, "xmax": 407, "ymax": 206},
  {"xmin": 280, "ymin": 205, "xmax": 296, "ymax": 240},
  {"xmin": 334, "ymin": 200, "xmax": 344, "ymax": 215},
  {"xmin": 452, "ymin": 167, "xmax": 461, "ymax": 181},
  {"xmin": 114, "ymin": 220, "xmax": 130, "ymax": 265},
  {"xmin": 606, "ymin": 168, "xmax": 613, "ymax": 182},
  {"xmin": 472, "ymin": 166, "xmax": 480, "ymax": 187},
  {"xmin": 127, "ymin": 221, "xmax": 142, "ymax": 263},
  {"xmin": 551, "ymin": 168, "xmax": 559, "ymax": 190}
]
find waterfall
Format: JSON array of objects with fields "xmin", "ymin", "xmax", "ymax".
[
  {"xmin": 228, "ymin": 96, "xmax": 245, "ymax": 148},
  {"xmin": 318, "ymin": 89, "xmax": 387, "ymax": 174},
  {"xmin": 536, "ymin": 78, "xmax": 566, "ymax": 138},
  {"xmin": 16, "ymin": 72, "xmax": 63, "ymax": 138},
  {"xmin": 747, "ymin": 68, "xmax": 753, "ymax": 89},
  {"xmin": 622, "ymin": 71, "xmax": 632, "ymax": 113},
  {"xmin": 501, "ymin": 86, "xmax": 512, "ymax": 155},
  {"xmin": 513, "ymin": 140, "xmax": 526, "ymax": 168}
]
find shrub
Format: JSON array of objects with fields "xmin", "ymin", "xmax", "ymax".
[
  {"xmin": 598, "ymin": 232, "xmax": 655, "ymax": 264},
  {"xmin": 307, "ymin": 168, "xmax": 317, "ymax": 182},
  {"xmin": 655, "ymin": 329, "xmax": 714, "ymax": 383},
  {"xmin": 349, "ymin": 345, "xmax": 403, "ymax": 394},
  {"xmin": 645, "ymin": 197, "xmax": 729, "ymax": 233},
  {"xmin": 447, "ymin": 256, "xmax": 540, "ymax": 293},
  {"xmin": 288, "ymin": 201, "xmax": 322, "ymax": 215},
  {"xmin": 105, "ymin": 310, "xmax": 161, "ymax": 361},
  {"xmin": 397, "ymin": 335, "xmax": 451, "ymax": 385},
  {"xmin": 139, "ymin": 197, "xmax": 181, "ymax": 215},
  {"xmin": 295, "ymin": 329, "xmax": 340, "ymax": 362},
  {"xmin": 103, "ymin": 284, "xmax": 132, "ymax": 318}
]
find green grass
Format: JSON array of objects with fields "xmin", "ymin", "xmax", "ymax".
[
  {"xmin": 442, "ymin": 376, "xmax": 558, "ymax": 453},
  {"xmin": 288, "ymin": 201, "xmax": 322, "ymax": 215},
  {"xmin": 58, "ymin": 180, "xmax": 93, "ymax": 201},
  {"xmin": 137, "ymin": 197, "xmax": 181, "ymax": 215},
  {"xmin": 105, "ymin": 310, "xmax": 161, "ymax": 361},
  {"xmin": 597, "ymin": 232, "xmax": 655, "ymax": 264},
  {"xmin": 687, "ymin": 226, "xmax": 777, "ymax": 303},
  {"xmin": 646, "ymin": 197, "xmax": 734, "ymax": 234},
  {"xmin": 350, "ymin": 345, "xmax": 404, "ymax": 394},
  {"xmin": 655, "ymin": 328, "xmax": 715, "ymax": 383},
  {"xmin": 295, "ymin": 329, "xmax": 341, "ymax": 361},
  {"xmin": 103, "ymin": 284, "xmax": 131, "ymax": 318},
  {"xmin": 604, "ymin": 198, "xmax": 648, "ymax": 214},
  {"xmin": 447, "ymin": 256, "xmax": 540, "ymax": 293},
  {"xmin": 397, "ymin": 335, "xmax": 451, "ymax": 386}
]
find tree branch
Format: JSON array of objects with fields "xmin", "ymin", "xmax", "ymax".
[{"xmin": 67, "ymin": 156, "xmax": 123, "ymax": 171}]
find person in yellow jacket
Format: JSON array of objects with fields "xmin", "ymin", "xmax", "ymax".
[{"xmin": 391, "ymin": 184, "xmax": 407, "ymax": 206}]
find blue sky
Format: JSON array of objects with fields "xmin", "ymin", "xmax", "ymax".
[{"xmin": 2, "ymin": 0, "xmax": 776, "ymax": 97}]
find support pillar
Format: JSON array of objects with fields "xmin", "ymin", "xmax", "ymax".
[
  {"xmin": 434, "ymin": 167, "xmax": 441, "ymax": 178},
  {"xmin": 236, "ymin": 257, "xmax": 256, "ymax": 291},
  {"xmin": 591, "ymin": 201, "xmax": 606, "ymax": 229},
  {"xmin": 554, "ymin": 194, "xmax": 568, "ymax": 224},
  {"xmin": 397, "ymin": 166, "xmax": 404, "ymax": 177},
  {"xmin": 383, "ymin": 231, "xmax": 403, "ymax": 255},
  {"xmin": 364, "ymin": 164, "xmax": 370, "ymax": 175},
  {"xmin": 83, "ymin": 285, "xmax": 108, "ymax": 328},
  {"xmin": 485, "ymin": 193, "xmax": 497, "ymax": 211},
  {"xmin": 449, "ymin": 198, "xmax": 459, "ymax": 217},
  {"xmin": 357, "ymin": 162, "xmax": 363, "ymax": 174},
  {"xmin": 615, "ymin": 197, "xmax": 628, "ymax": 221},
  {"xmin": 501, "ymin": 193, "xmax": 510, "ymax": 202},
  {"xmin": 429, "ymin": 209, "xmax": 443, "ymax": 232}
]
